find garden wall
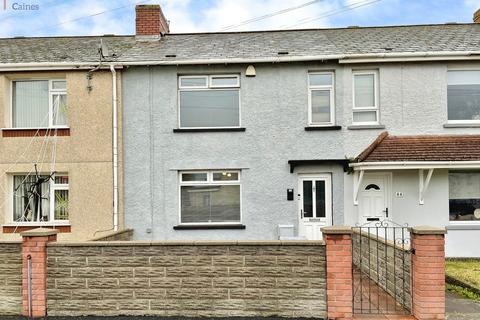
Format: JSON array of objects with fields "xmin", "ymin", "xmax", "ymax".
[
  {"xmin": 46, "ymin": 241, "xmax": 327, "ymax": 318},
  {"xmin": 0, "ymin": 242, "xmax": 22, "ymax": 315}
]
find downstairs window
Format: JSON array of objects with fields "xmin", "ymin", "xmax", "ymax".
[
  {"xmin": 12, "ymin": 174, "xmax": 69, "ymax": 223},
  {"xmin": 179, "ymin": 170, "xmax": 241, "ymax": 224},
  {"xmin": 449, "ymin": 171, "xmax": 480, "ymax": 222}
]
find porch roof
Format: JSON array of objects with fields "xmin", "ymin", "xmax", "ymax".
[{"xmin": 351, "ymin": 132, "xmax": 480, "ymax": 170}]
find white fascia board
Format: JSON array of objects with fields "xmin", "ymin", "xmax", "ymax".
[
  {"xmin": 2, "ymin": 51, "xmax": 479, "ymax": 70},
  {"xmin": 120, "ymin": 55, "xmax": 345, "ymax": 65},
  {"xmin": 0, "ymin": 62, "xmax": 123, "ymax": 72},
  {"xmin": 339, "ymin": 51, "xmax": 480, "ymax": 64},
  {"xmin": 350, "ymin": 161, "xmax": 480, "ymax": 170},
  {"xmin": 120, "ymin": 51, "xmax": 480, "ymax": 66}
]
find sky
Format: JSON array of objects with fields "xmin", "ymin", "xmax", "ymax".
[{"xmin": 0, "ymin": 0, "xmax": 478, "ymax": 37}]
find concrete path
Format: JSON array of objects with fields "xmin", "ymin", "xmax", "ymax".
[{"xmin": 446, "ymin": 291, "xmax": 480, "ymax": 320}]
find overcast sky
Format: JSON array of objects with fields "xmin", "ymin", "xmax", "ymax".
[{"xmin": 0, "ymin": 0, "xmax": 478, "ymax": 37}]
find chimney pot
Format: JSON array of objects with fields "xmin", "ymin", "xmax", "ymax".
[
  {"xmin": 474, "ymin": 9, "xmax": 480, "ymax": 23},
  {"xmin": 135, "ymin": 4, "xmax": 169, "ymax": 39}
]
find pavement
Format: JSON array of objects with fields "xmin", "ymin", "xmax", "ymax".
[
  {"xmin": 446, "ymin": 291, "xmax": 480, "ymax": 320},
  {"xmin": 2, "ymin": 291, "xmax": 479, "ymax": 319}
]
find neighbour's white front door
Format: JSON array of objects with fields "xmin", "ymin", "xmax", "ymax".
[
  {"xmin": 358, "ymin": 173, "xmax": 391, "ymax": 224},
  {"xmin": 298, "ymin": 174, "xmax": 332, "ymax": 240}
]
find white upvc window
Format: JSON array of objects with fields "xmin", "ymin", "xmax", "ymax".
[
  {"xmin": 447, "ymin": 70, "xmax": 480, "ymax": 123},
  {"xmin": 308, "ymin": 72, "xmax": 335, "ymax": 126},
  {"xmin": 178, "ymin": 75, "xmax": 240, "ymax": 129},
  {"xmin": 178, "ymin": 170, "xmax": 241, "ymax": 225},
  {"xmin": 449, "ymin": 170, "xmax": 480, "ymax": 224},
  {"xmin": 352, "ymin": 70, "xmax": 379, "ymax": 125},
  {"xmin": 12, "ymin": 174, "xmax": 69, "ymax": 224},
  {"xmin": 12, "ymin": 79, "xmax": 67, "ymax": 128}
]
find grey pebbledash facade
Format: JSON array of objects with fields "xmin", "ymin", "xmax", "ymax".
[
  {"xmin": 122, "ymin": 61, "xmax": 480, "ymax": 255},
  {"xmin": 121, "ymin": 5, "xmax": 480, "ymax": 257},
  {"xmin": 122, "ymin": 63, "xmax": 347, "ymax": 240}
]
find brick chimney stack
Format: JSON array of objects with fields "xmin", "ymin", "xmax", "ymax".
[
  {"xmin": 474, "ymin": 9, "xmax": 480, "ymax": 23},
  {"xmin": 135, "ymin": 4, "xmax": 169, "ymax": 39}
]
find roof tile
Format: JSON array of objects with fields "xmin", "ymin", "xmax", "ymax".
[
  {"xmin": 0, "ymin": 23, "xmax": 479, "ymax": 64},
  {"xmin": 356, "ymin": 133, "xmax": 480, "ymax": 162}
]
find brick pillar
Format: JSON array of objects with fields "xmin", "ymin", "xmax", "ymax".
[
  {"xmin": 410, "ymin": 226, "xmax": 446, "ymax": 320},
  {"xmin": 322, "ymin": 226, "xmax": 353, "ymax": 320},
  {"xmin": 21, "ymin": 228, "xmax": 58, "ymax": 318}
]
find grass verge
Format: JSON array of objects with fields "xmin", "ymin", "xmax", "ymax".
[
  {"xmin": 445, "ymin": 259, "xmax": 480, "ymax": 301},
  {"xmin": 446, "ymin": 259, "xmax": 480, "ymax": 289},
  {"xmin": 446, "ymin": 283, "xmax": 480, "ymax": 302}
]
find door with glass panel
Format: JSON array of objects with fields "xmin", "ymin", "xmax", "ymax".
[{"xmin": 298, "ymin": 174, "xmax": 332, "ymax": 240}]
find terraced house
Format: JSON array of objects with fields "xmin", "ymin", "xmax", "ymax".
[
  {"xmin": 121, "ymin": 5, "xmax": 480, "ymax": 258},
  {"xmin": 1, "ymin": 4, "xmax": 479, "ymax": 257},
  {"xmin": 0, "ymin": 37, "xmax": 128, "ymax": 240}
]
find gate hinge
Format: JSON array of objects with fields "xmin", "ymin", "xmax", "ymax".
[{"xmin": 410, "ymin": 248, "xmax": 416, "ymax": 255}]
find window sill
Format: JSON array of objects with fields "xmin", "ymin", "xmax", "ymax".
[
  {"xmin": 347, "ymin": 124, "xmax": 385, "ymax": 130},
  {"xmin": 173, "ymin": 224, "xmax": 246, "ymax": 230},
  {"xmin": 305, "ymin": 126, "xmax": 342, "ymax": 131},
  {"xmin": 443, "ymin": 123, "xmax": 480, "ymax": 128},
  {"xmin": 173, "ymin": 128, "xmax": 246, "ymax": 133},
  {"xmin": 2, "ymin": 223, "xmax": 71, "ymax": 233},
  {"xmin": 2, "ymin": 127, "xmax": 70, "ymax": 137},
  {"xmin": 447, "ymin": 224, "xmax": 480, "ymax": 230}
]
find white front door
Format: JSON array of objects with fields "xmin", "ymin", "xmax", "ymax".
[
  {"xmin": 298, "ymin": 174, "xmax": 332, "ymax": 240},
  {"xmin": 358, "ymin": 173, "xmax": 391, "ymax": 224}
]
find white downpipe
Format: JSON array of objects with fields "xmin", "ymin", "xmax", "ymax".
[{"xmin": 110, "ymin": 65, "xmax": 119, "ymax": 232}]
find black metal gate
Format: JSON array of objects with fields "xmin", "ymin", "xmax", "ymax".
[{"xmin": 352, "ymin": 221, "xmax": 412, "ymax": 315}]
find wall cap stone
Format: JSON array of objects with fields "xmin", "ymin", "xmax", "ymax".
[
  {"xmin": 409, "ymin": 226, "xmax": 447, "ymax": 235},
  {"xmin": 0, "ymin": 240, "xmax": 22, "ymax": 244},
  {"xmin": 20, "ymin": 227, "xmax": 59, "ymax": 237},
  {"xmin": 47, "ymin": 239, "xmax": 325, "ymax": 247},
  {"xmin": 321, "ymin": 225, "xmax": 352, "ymax": 234}
]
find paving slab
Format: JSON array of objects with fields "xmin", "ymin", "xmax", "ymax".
[{"xmin": 446, "ymin": 291, "xmax": 480, "ymax": 320}]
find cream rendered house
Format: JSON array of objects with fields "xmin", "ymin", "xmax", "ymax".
[{"xmin": 0, "ymin": 37, "xmax": 131, "ymax": 240}]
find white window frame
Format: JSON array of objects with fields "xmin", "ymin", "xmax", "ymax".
[
  {"xmin": 10, "ymin": 173, "xmax": 69, "ymax": 225},
  {"xmin": 178, "ymin": 75, "xmax": 209, "ymax": 89},
  {"xmin": 352, "ymin": 70, "xmax": 380, "ymax": 125},
  {"xmin": 177, "ymin": 75, "xmax": 241, "ymax": 129},
  {"xmin": 308, "ymin": 72, "xmax": 335, "ymax": 126},
  {"xmin": 448, "ymin": 170, "xmax": 480, "ymax": 226},
  {"xmin": 178, "ymin": 170, "xmax": 242, "ymax": 225},
  {"xmin": 10, "ymin": 79, "xmax": 68, "ymax": 129},
  {"xmin": 446, "ymin": 69, "xmax": 480, "ymax": 124}
]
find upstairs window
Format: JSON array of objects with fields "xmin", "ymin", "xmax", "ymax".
[
  {"xmin": 308, "ymin": 72, "xmax": 335, "ymax": 126},
  {"xmin": 447, "ymin": 71, "xmax": 480, "ymax": 123},
  {"xmin": 178, "ymin": 75, "xmax": 240, "ymax": 128},
  {"xmin": 12, "ymin": 80, "xmax": 67, "ymax": 128},
  {"xmin": 179, "ymin": 170, "xmax": 241, "ymax": 224},
  {"xmin": 12, "ymin": 174, "xmax": 69, "ymax": 223},
  {"xmin": 352, "ymin": 70, "xmax": 379, "ymax": 124}
]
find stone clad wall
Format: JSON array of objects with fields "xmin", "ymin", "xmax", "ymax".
[
  {"xmin": 46, "ymin": 241, "xmax": 326, "ymax": 318},
  {"xmin": 0, "ymin": 242, "xmax": 22, "ymax": 315},
  {"xmin": 353, "ymin": 230, "xmax": 412, "ymax": 310}
]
